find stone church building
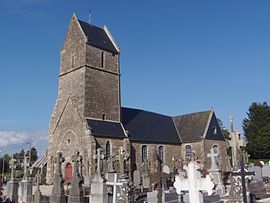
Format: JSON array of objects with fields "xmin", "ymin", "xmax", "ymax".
[{"xmin": 46, "ymin": 13, "xmax": 230, "ymax": 184}]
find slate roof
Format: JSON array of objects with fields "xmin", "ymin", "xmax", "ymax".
[
  {"xmin": 78, "ymin": 20, "xmax": 119, "ymax": 53},
  {"xmin": 121, "ymin": 107, "xmax": 181, "ymax": 144},
  {"xmin": 86, "ymin": 118, "xmax": 126, "ymax": 138},
  {"xmin": 173, "ymin": 111, "xmax": 212, "ymax": 143}
]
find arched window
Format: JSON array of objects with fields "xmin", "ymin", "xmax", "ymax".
[
  {"xmin": 142, "ymin": 145, "xmax": 148, "ymax": 163},
  {"xmin": 185, "ymin": 145, "xmax": 192, "ymax": 162},
  {"xmin": 105, "ymin": 141, "xmax": 111, "ymax": 158},
  {"xmin": 158, "ymin": 146, "xmax": 164, "ymax": 163}
]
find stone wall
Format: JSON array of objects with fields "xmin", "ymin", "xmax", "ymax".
[
  {"xmin": 131, "ymin": 142, "xmax": 182, "ymax": 174},
  {"xmin": 204, "ymin": 139, "xmax": 231, "ymax": 171},
  {"xmin": 84, "ymin": 66, "xmax": 120, "ymax": 122},
  {"xmin": 47, "ymin": 99, "xmax": 93, "ymax": 184}
]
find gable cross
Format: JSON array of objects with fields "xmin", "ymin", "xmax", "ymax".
[
  {"xmin": 106, "ymin": 173, "xmax": 123, "ymax": 203},
  {"xmin": 174, "ymin": 161, "xmax": 214, "ymax": 203},
  {"xmin": 93, "ymin": 148, "xmax": 104, "ymax": 176}
]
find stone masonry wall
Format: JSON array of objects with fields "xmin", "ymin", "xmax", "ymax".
[
  {"xmin": 84, "ymin": 45, "xmax": 120, "ymax": 122},
  {"xmin": 131, "ymin": 142, "xmax": 182, "ymax": 175},
  {"xmin": 204, "ymin": 139, "xmax": 230, "ymax": 171}
]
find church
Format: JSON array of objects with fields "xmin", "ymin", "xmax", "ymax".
[{"xmin": 46, "ymin": 13, "xmax": 230, "ymax": 184}]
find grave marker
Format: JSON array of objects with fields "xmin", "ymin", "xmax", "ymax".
[
  {"xmin": 173, "ymin": 161, "xmax": 214, "ymax": 203},
  {"xmin": 106, "ymin": 173, "xmax": 123, "ymax": 203},
  {"xmin": 231, "ymin": 155, "xmax": 255, "ymax": 203},
  {"xmin": 50, "ymin": 152, "xmax": 66, "ymax": 203}
]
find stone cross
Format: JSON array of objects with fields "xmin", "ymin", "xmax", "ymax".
[
  {"xmin": 142, "ymin": 158, "xmax": 150, "ymax": 175},
  {"xmin": 117, "ymin": 146, "xmax": 130, "ymax": 177},
  {"xmin": 228, "ymin": 115, "xmax": 247, "ymax": 169},
  {"xmin": 36, "ymin": 171, "xmax": 41, "ymax": 190},
  {"xmin": 93, "ymin": 148, "xmax": 104, "ymax": 176},
  {"xmin": 231, "ymin": 155, "xmax": 255, "ymax": 203},
  {"xmin": 72, "ymin": 151, "xmax": 80, "ymax": 177},
  {"xmin": 78, "ymin": 154, "xmax": 83, "ymax": 176},
  {"xmin": 173, "ymin": 161, "xmax": 215, "ymax": 203},
  {"xmin": 23, "ymin": 155, "xmax": 30, "ymax": 180},
  {"xmin": 107, "ymin": 154, "xmax": 116, "ymax": 172},
  {"xmin": 207, "ymin": 148, "xmax": 219, "ymax": 169},
  {"xmin": 68, "ymin": 151, "xmax": 84, "ymax": 203},
  {"xmin": 50, "ymin": 152, "xmax": 65, "ymax": 203},
  {"xmin": 106, "ymin": 173, "xmax": 123, "ymax": 203},
  {"xmin": 9, "ymin": 155, "xmax": 17, "ymax": 181}
]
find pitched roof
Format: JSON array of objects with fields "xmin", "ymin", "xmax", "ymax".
[
  {"xmin": 86, "ymin": 118, "xmax": 126, "ymax": 139},
  {"xmin": 173, "ymin": 111, "xmax": 212, "ymax": 143},
  {"xmin": 121, "ymin": 107, "xmax": 181, "ymax": 144},
  {"xmin": 78, "ymin": 20, "xmax": 119, "ymax": 53}
]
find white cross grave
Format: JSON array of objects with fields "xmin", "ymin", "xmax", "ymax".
[
  {"xmin": 173, "ymin": 161, "xmax": 214, "ymax": 203},
  {"xmin": 207, "ymin": 148, "xmax": 219, "ymax": 169},
  {"xmin": 106, "ymin": 173, "xmax": 123, "ymax": 203}
]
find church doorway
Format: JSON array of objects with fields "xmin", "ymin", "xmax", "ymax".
[{"xmin": 65, "ymin": 163, "xmax": 72, "ymax": 183}]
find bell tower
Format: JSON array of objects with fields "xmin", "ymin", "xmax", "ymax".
[{"xmin": 51, "ymin": 13, "xmax": 121, "ymax": 130}]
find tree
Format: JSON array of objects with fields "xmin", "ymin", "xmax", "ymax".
[
  {"xmin": 243, "ymin": 102, "xmax": 270, "ymax": 159},
  {"xmin": 26, "ymin": 147, "xmax": 38, "ymax": 163},
  {"xmin": 217, "ymin": 118, "xmax": 230, "ymax": 140}
]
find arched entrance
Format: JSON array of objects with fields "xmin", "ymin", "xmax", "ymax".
[{"xmin": 65, "ymin": 163, "xmax": 72, "ymax": 183}]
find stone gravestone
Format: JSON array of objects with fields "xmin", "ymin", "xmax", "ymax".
[
  {"xmin": 18, "ymin": 155, "xmax": 33, "ymax": 203},
  {"xmin": 90, "ymin": 148, "xmax": 108, "ymax": 203},
  {"xmin": 34, "ymin": 171, "xmax": 42, "ymax": 203},
  {"xmin": 50, "ymin": 152, "xmax": 66, "ymax": 203},
  {"xmin": 228, "ymin": 116, "xmax": 247, "ymax": 169},
  {"xmin": 106, "ymin": 173, "xmax": 123, "ymax": 203},
  {"xmin": 162, "ymin": 165, "xmax": 170, "ymax": 175},
  {"xmin": 173, "ymin": 161, "xmax": 215, "ymax": 203},
  {"xmin": 230, "ymin": 155, "xmax": 255, "ymax": 203},
  {"xmin": 68, "ymin": 151, "xmax": 84, "ymax": 203},
  {"xmin": 248, "ymin": 165, "xmax": 268, "ymax": 200},
  {"xmin": 207, "ymin": 148, "xmax": 225, "ymax": 195},
  {"xmin": 105, "ymin": 155, "xmax": 116, "ymax": 184},
  {"xmin": 141, "ymin": 159, "xmax": 151, "ymax": 189},
  {"xmin": 133, "ymin": 170, "xmax": 141, "ymax": 188},
  {"xmin": 114, "ymin": 146, "xmax": 132, "ymax": 203},
  {"xmin": 249, "ymin": 166, "xmax": 262, "ymax": 181},
  {"xmin": 262, "ymin": 165, "xmax": 270, "ymax": 180},
  {"xmin": 6, "ymin": 156, "xmax": 19, "ymax": 202},
  {"xmin": 116, "ymin": 146, "xmax": 130, "ymax": 179}
]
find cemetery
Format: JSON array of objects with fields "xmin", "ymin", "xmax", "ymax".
[
  {"xmin": 1, "ymin": 4, "xmax": 270, "ymax": 203},
  {"xmin": 1, "ymin": 120, "xmax": 270, "ymax": 203}
]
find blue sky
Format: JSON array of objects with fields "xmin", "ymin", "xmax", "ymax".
[{"xmin": 0, "ymin": 0, "xmax": 270, "ymax": 156}]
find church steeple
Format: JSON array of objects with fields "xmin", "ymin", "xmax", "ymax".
[{"xmin": 56, "ymin": 13, "xmax": 121, "ymax": 122}]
